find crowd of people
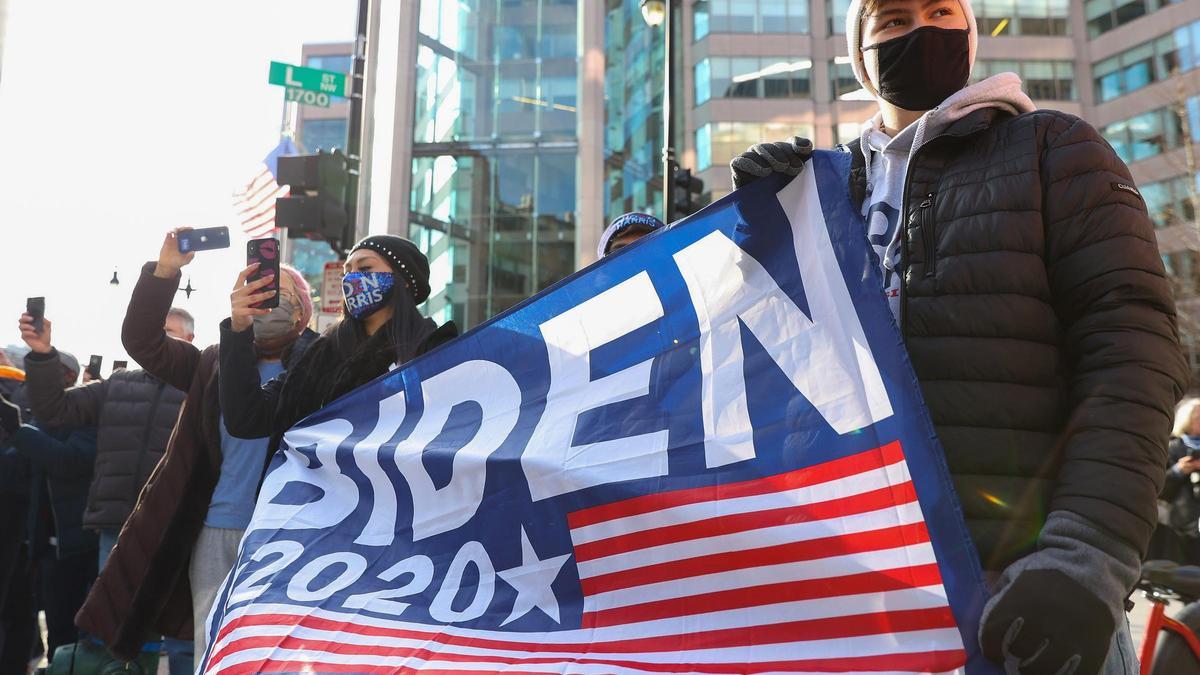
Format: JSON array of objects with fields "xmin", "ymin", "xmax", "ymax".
[
  {"xmin": 0, "ymin": 211, "xmax": 666, "ymax": 674},
  {"xmin": 1, "ymin": 0, "xmax": 1198, "ymax": 673}
]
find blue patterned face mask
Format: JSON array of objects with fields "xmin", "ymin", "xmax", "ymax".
[{"xmin": 342, "ymin": 272, "xmax": 395, "ymax": 319}]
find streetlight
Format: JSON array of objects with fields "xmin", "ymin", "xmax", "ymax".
[
  {"xmin": 641, "ymin": 0, "xmax": 675, "ymax": 223},
  {"xmin": 640, "ymin": 0, "xmax": 665, "ymax": 27}
]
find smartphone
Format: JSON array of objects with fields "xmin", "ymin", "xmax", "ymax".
[
  {"xmin": 246, "ymin": 238, "xmax": 280, "ymax": 309},
  {"xmin": 1191, "ymin": 449, "xmax": 1200, "ymax": 460},
  {"xmin": 112, "ymin": 360, "xmax": 129, "ymax": 372},
  {"xmin": 86, "ymin": 355, "xmax": 102, "ymax": 380},
  {"xmin": 177, "ymin": 226, "xmax": 231, "ymax": 253},
  {"xmin": 26, "ymin": 297, "xmax": 44, "ymax": 334}
]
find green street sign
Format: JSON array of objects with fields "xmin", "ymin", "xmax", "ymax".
[
  {"xmin": 268, "ymin": 61, "xmax": 349, "ymax": 97},
  {"xmin": 285, "ymin": 86, "xmax": 332, "ymax": 108}
]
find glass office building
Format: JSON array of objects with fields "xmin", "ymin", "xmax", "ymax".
[
  {"xmin": 408, "ymin": 0, "xmax": 579, "ymax": 328},
  {"xmin": 604, "ymin": 0, "xmax": 666, "ymax": 222}
]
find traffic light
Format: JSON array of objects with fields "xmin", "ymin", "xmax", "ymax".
[
  {"xmin": 276, "ymin": 149, "xmax": 352, "ymax": 253},
  {"xmin": 672, "ymin": 167, "xmax": 705, "ymax": 218}
]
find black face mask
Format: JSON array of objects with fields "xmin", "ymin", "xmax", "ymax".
[{"xmin": 863, "ymin": 26, "xmax": 970, "ymax": 111}]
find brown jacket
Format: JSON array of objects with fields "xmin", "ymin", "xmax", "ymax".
[{"xmin": 76, "ymin": 263, "xmax": 225, "ymax": 658}]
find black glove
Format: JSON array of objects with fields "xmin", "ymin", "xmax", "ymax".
[
  {"xmin": 0, "ymin": 394, "xmax": 21, "ymax": 441},
  {"xmin": 980, "ymin": 568, "xmax": 1115, "ymax": 675},
  {"xmin": 730, "ymin": 136, "xmax": 814, "ymax": 189}
]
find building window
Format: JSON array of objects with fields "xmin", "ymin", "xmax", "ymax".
[
  {"xmin": 696, "ymin": 121, "xmax": 815, "ymax": 171},
  {"xmin": 1092, "ymin": 21, "xmax": 1200, "ymax": 103},
  {"xmin": 1141, "ymin": 174, "xmax": 1199, "ymax": 227},
  {"xmin": 695, "ymin": 56, "xmax": 812, "ymax": 104},
  {"xmin": 1163, "ymin": 250, "xmax": 1200, "ymax": 298},
  {"xmin": 972, "ymin": 60, "xmax": 1076, "ymax": 100},
  {"xmin": 299, "ymin": 118, "xmax": 349, "ymax": 152},
  {"xmin": 1086, "ymin": 0, "xmax": 1182, "ymax": 39},
  {"xmin": 411, "ymin": 0, "xmax": 580, "ymax": 327},
  {"xmin": 693, "ymin": 0, "xmax": 810, "ymax": 38},
  {"xmin": 974, "ymin": 0, "xmax": 1069, "ymax": 36},
  {"xmin": 829, "ymin": 58, "xmax": 868, "ymax": 100},
  {"xmin": 1100, "ymin": 99, "xmax": 1198, "ymax": 164},
  {"xmin": 828, "ymin": 0, "xmax": 849, "ymax": 34},
  {"xmin": 305, "ymin": 54, "xmax": 353, "ymax": 74}
]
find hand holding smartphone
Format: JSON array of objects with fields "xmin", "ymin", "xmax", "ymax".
[
  {"xmin": 26, "ymin": 297, "xmax": 44, "ymax": 334},
  {"xmin": 246, "ymin": 238, "xmax": 280, "ymax": 310},
  {"xmin": 86, "ymin": 355, "xmax": 102, "ymax": 381},
  {"xmin": 177, "ymin": 226, "xmax": 231, "ymax": 253}
]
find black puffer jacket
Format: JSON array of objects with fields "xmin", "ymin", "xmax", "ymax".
[
  {"xmin": 24, "ymin": 352, "xmax": 185, "ymax": 531},
  {"xmin": 846, "ymin": 108, "xmax": 1188, "ymax": 571}
]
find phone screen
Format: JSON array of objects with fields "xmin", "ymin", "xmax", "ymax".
[
  {"xmin": 26, "ymin": 297, "xmax": 44, "ymax": 333},
  {"xmin": 247, "ymin": 238, "xmax": 281, "ymax": 309},
  {"xmin": 86, "ymin": 355, "xmax": 102, "ymax": 379}
]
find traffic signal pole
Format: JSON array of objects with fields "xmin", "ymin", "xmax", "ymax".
[
  {"xmin": 661, "ymin": 0, "xmax": 675, "ymax": 224},
  {"xmin": 345, "ymin": 0, "xmax": 369, "ymax": 251}
]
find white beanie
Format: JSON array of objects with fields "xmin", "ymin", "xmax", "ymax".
[{"xmin": 846, "ymin": 0, "xmax": 978, "ymax": 99}]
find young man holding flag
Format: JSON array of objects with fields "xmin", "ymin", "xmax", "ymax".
[{"xmin": 731, "ymin": 0, "xmax": 1187, "ymax": 672}]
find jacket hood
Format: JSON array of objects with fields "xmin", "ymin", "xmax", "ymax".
[{"xmin": 860, "ymin": 73, "xmax": 1036, "ymax": 188}]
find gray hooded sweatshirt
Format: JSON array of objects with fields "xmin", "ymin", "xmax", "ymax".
[{"xmin": 859, "ymin": 73, "xmax": 1035, "ymax": 318}]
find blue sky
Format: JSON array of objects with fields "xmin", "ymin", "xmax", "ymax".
[{"xmin": 0, "ymin": 0, "xmax": 356, "ymax": 370}]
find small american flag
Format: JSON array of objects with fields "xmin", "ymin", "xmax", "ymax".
[
  {"xmin": 233, "ymin": 137, "xmax": 298, "ymax": 239},
  {"xmin": 203, "ymin": 443, "xmax": 966, "ymax": 674}
]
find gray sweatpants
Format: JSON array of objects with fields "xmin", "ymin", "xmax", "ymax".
[{"xmin": 188, "ymin": 526, "xmax": 245, "ymax": 669}]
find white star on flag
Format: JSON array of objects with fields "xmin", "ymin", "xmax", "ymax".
[{"xmin": 497, "ymin": 527, "xmax": 571, "ymax": 626}]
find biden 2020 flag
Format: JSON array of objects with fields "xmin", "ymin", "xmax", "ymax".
[{"xmin": 199, "ymin": 151, "xmax": 1002, "ymax": 674}]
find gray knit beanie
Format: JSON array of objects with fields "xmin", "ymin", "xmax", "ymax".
[{"xmin": 846, "ymin": 0, "xmax": 978, "ymax": 99}]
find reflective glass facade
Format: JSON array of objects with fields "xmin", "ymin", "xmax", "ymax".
[
  {"xmin": 972, "ymin": 60, "xmax": 1077, "ymax": 100},
  {"xmin": 605, "ymin": 0, "xmax": 666, "ymax": 222},
  {"xmin": 1093, "ymin": 20, "xmax": 1200, "ymax": 103},
  {"xmin": 695, "ymin": 56, "xmax": 812, "ymax": 104},
  {"xmin": 410, "ymin": 0, "xmax": 579, "ymax": 328},
  {"xmin": 299, "ymin": 118, "xmax": 349, "ymax": 152},
  {"xmin": 1142, "ymin": 173, "xmax": 1199, "ymax": 228},
  {"xmin": 693, "ymin": 0, "xmax": 810, "ymax": 39},
  {"xmin": 976, "ymin": 0, "xmax": 1070, "ymax": 36},
  {"xmin": 1100, "ymin": 96, "xmax": 1200, "ymax": 163},
  {"xmin": 696, "ymin": 121, "xmax": 815, "ymax": 170},
  {"xmin": 1086, "ymin": 0, "xmax": 1182, "ymax": 38}
]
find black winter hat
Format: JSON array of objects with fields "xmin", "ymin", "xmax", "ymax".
[{"xmin": 350, "ymin": 235, "xmax": 432, "ymax": 304}]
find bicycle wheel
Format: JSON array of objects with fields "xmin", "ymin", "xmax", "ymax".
[{"xmin": 1152, "ymin": 601, "xmax": 1200, "ymax": 675}]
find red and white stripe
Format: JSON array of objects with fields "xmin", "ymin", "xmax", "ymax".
[
  {"xmin": 233, "ymin": 165, "xmax": 288, "ymax": 239},
  {"xmin": 203, "ymin": 442, "xmax": 967, "ymax": 674}
]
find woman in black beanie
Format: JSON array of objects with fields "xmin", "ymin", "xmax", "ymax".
[{"xmin": 218, "ymin": 235, "xmax": 458, "ymax": 456}]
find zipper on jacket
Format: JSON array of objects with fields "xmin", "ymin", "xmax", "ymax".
[
  {"xmin": 130, "ymin": 381, "xmax": 167, "ymax": 512},
  {"xmin": 897, "ymin": 148, "xmax": 931, "ymax": 335},
  {"xmin": 918, "ymin": 192, "xmax": 937, "ymax": 278}
]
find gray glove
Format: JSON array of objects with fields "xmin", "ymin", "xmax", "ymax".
[
  {"xmin": 979, "ymin": 511, "xmax": 1139, "ymax": 675},
  {"xmin": 730, "ymin": 136, "xmax": 814, "ymax": 189}
]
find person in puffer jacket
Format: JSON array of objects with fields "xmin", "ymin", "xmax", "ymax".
[
  {"xmin": 18, "ymin": 310, "xmax": 195, "ymax": 674},
  {"xmin": 729, "ymin": 1, "xmax": 1188, "ymax": 673}
]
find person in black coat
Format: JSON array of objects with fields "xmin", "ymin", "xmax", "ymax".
[
  {"xmin": 1162, "ymin": 399, "xmax": 1200, "ymax": 564},
  {"xmin": 219, "ymin": 235, "xmax": 458, "ymax": 452},
  {"xmin": 728, "ymin": 1, "xmax": 1187, "ymax": 672},
  {"xmin": 0, "ymin": 354, "xmax": 98, "ymax": 667}
]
